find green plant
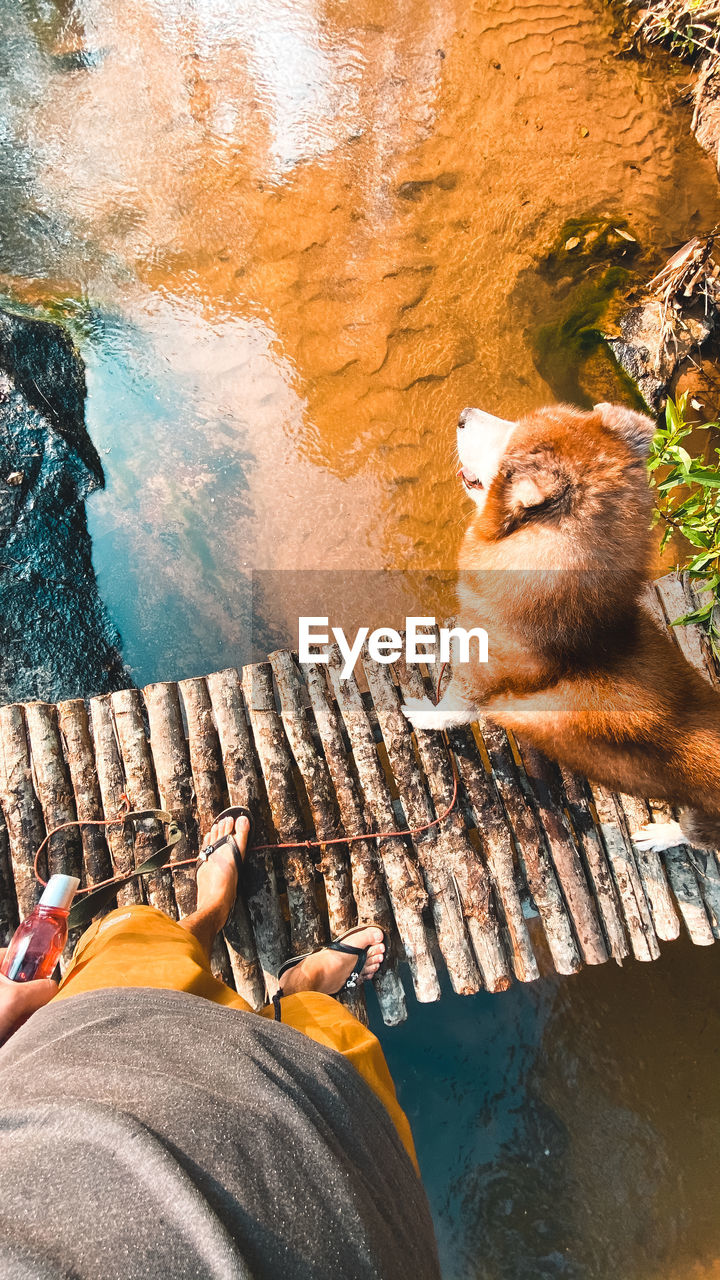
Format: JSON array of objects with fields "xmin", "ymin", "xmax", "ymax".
[{"xmin": 648, "ymin": 393, "xmax": 720, "ymax": 656}]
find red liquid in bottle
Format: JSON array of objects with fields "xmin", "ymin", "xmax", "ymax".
[{"xmin": 1, "ymin": 874, "xmax": 79, "ymax": 982}]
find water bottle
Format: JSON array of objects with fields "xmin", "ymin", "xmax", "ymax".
[{"xmin": 1, "ymin": 875, "xmax": 80, "ymax": 982}]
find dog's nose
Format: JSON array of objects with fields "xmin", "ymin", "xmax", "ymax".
[{"xmin": 458, "ymin": 407, "xmax": 472, "ymax": 428}]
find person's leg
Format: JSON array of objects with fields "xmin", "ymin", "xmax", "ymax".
[
  {"xmin": 177, "ymin": 815, "xmax": 247, "ymax": 962},
  {"xmin": 260, "ymin": 932, "xmax": 418, "ymax": 1170},
  {"xmin": 55, "ymin": 817, "xmax": 252, "ymax": 1010}
]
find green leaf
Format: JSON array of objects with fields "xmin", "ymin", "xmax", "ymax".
[
  {"xmin": 688, "ymin": 469, "xmax": 720, "ymax": 488},
  {"xmin": 666, "ymin": 398, "xmax": 681, "ymax": 433}
]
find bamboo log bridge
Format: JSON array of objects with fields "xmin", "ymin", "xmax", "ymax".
[{"xmin": 0, "ymin": 572, "xmax": 718, "ymax": 1028}]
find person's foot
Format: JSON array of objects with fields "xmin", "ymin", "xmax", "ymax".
[
  {"xmin": 278, "ymin": 927, "xmax": 386, "ymax": 997},
  {"xmin": 196, "ymin": 815, "xmax": 250, "ymax": 926}
]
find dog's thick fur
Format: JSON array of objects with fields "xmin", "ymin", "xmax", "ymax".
[{"xmin": 402, "ymin": 402, "xmax": 720, "ymax": 851}]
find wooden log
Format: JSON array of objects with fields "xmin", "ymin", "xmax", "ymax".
[
  {"xmin": 302, "ymin": 660, "xmax": 407, "ymax": 1026},
  {"xmin": 57, "ymin": 699, "xmax": 114, "ymax": 891},
  {"xmin": 447, "ymin": 723, "xmax": 539, "ymax": 983},
  {"xmin": 178, "ymin": 678, "xmax": 228, "ymax": 838},
  {"xmin": 178, "ymin": 677, "xmax": 235, "ymax": 986},
  {"xmin": 241, "ymin": 663, "xmax": 324, "ymax": 957},
  {"xmin": 269, "ymin": 651, "xmax": 354, "ymax": 937},
  {"xmin": 645, "ymin": 580, "xmax": 720, "ymax": 930},
  {"xmin": 109, "ymin": 689, "xmax": 177, "ymax": 918},
  {"xmin": 23, "ymin": 702, "xmax": 85, "ymax": 968},
  {"xmin": 479, "ymin": 719, "xmax": 581, "ymax": 976},
  {"xmin": 684, "ymin": 575, "xmax": 720, "ymax": 685},
  {"xmin": 390, "ymin": 653, "xmax": 512, "ymax": 992},
  {"xmin": 0, "ymin": 809, "xmax": 19, "ymax": 945},
  {"xmin": 206, "ymin": 667, "xmax": 289, "ymax": 986},
  {"xmin": 143, "ymin": 682, "xmax": 198, "ymax": 917},
  {"xmin": 646, "ymin": 796, "xmax": 716, "ymax": 944},
  {"xmin": 615, "ymin": 790, "xmax": 680, "ymax": 942},
  {"xmin": 144, "ymin": 680, "xmax": 263, "ymax": 1004},
  {"xmin": 655, "ymin": 573, "xmax": 719, "ymax": 689},
  {"xmin": 559, "ymin": 768, "xmax": 629, "ymax": 963},
  {"xmin": 22, "ymin": 703, "xmax": 82, "ymax": 884},
  {"xmin": 361, "ymin": 647, "xmax": 482, "ymax": 995},
  {"xmin": 518, "ymin": 744, "xmax": 607, "ymax": 966},
  {"xmin": 89, "ymin": 695, "xmax": 143, "ymax": 907},
  {"xmin": 0, "ymin": 704, "xmax": 46, "ymax": 919},
  {"xmin": 680, "ymin": 840, "xmax": 720, "ymax": 938},
  {"xmin": 588, "ymin": 785, "xmax": 660, "ymax": 961},
  {"xmin": 325, "ymin": 646, "xmax": 441, "ymax": 1003},
  {"xmin": 663, "ymin": 846, "xmax": 715, "ymax": 945},
  {"xmin": 268, "ymin": 651, "xmax": 369, "ymax": 1024}
]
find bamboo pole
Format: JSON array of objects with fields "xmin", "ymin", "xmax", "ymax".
[
  {"xmin": 325, "ymin": 646, "xmax": 441, "ymax": 1002},
  {"xmin": 89, "ymin": 695, "xmax": 143, "ymax": 907},
  {"xmin": 518, "ymin": 744, "xmax": 608, "ymax": 966},
  {"xmin": 302, "ymin": 660, "xmax": 407, "ymax": 1025},
  {"xmin": 447, "ymin": 722, "xmax": 539, "ymax": 982},
  {"xmin": 589, "ymin": 785, "xmax": 660, "ymax": 961},
  {"xmin": 0, "ymin": 704, "xmax": 46, "ymax": 919},
  {"xmin": 206, "ymin": 668, "xmax": 288, "ymax": 987},
  {"xmin": 57, "ymin": 699, "xmax": 114, "ymax": 891},
  {"xmin": 479, "ymin": 719, "xmax": 581, "ymax": 976},
  {"xmin": 109, "ymin": 689, "xmax": 177, "ymax": 918},
  {"xmin": 559, "ymin": 768, "xmax": 629, "ymax": 963},
  {"xmin": 390, "ymin": 653, "xmax": 511, "ymax": 992},
  {"xmin": 242, "ymin": 663, "xmax": 325, "ymax": 957}
]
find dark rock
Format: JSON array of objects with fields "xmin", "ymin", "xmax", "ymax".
[
  {"xmin": 608, "ymin": 297, "xmax": 716, "ymax": 412},
  {"xmin": 0, "ymin": 308, "xmax": 128, "ymax": 705}
]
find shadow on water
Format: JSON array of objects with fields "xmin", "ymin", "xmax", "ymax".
[{"xmin": 375, "ymin": 939, "xmax": 720, "ymax": 1279}]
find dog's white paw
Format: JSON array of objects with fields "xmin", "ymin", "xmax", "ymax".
[
  {"xmin": 631, "ymin": 820, "xmax": 687, "ymax": 852},
  {"xmin": 401, "ymin": 696, "xmax": 454, "ymax": 732}
]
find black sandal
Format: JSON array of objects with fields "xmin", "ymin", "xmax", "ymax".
[
  {"xmin": 276, "ymin": 925, "xmax": 387, "ymax": 995},
  {"xmin": 197, "ymin": 806, "xmax": 254, "ymax": 873}
]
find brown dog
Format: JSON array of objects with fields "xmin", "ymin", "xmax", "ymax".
[{"xmin": 401, "ymin": 402, "xmax": 720, "ymax": 852}]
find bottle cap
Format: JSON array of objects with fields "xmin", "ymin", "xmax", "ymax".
[{"xmin": 39, "ymin": 874, "xmax": 80, "ymax": 911}]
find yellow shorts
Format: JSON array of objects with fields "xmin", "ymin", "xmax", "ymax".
[{"xmin": 57, "ymin": 905, "xmax": 417, "ymax": 1169}]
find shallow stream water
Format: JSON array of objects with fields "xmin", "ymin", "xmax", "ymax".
[{"xmin": 3, "ymin": 1, "xmax": 720, "ymax": 1275}]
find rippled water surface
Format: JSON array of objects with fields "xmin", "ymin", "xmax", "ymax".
[
  {"xmin": 3, "ymin": 1, "xmax": 720, "ymax": 1276},
  {"xmin": 3, "ymin": 0, "xmax": 720, "ymax": 676}
]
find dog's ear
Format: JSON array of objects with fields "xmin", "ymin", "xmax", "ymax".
[
  {"xmin": 504, "ymin": 460, "xmax": 569, "ymax": 524},
  {"xmin": 594, "ymin": 402, "xmax": 656, "ymax": 457}
]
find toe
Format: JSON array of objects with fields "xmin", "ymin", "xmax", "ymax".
[{"xmin": 234, "ymin": 815, "xmax": 250, "ymax": 853}]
